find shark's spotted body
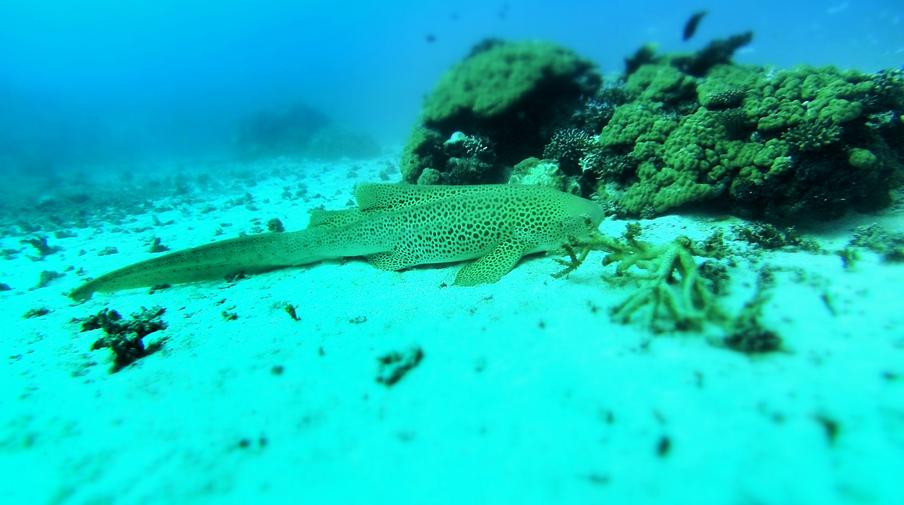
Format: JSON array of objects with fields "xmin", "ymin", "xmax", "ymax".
[{"xmin": 70, "ymin": 184, "xmax": 604, "ymax": 300}]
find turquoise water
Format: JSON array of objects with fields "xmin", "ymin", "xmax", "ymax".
[
  {"xmin": 2, "ymin": 0, "xmax": 902, "ymax": 167},
  {"xmin": 1, "ymin": 1, "xmax": 903, "ymax": 504}
]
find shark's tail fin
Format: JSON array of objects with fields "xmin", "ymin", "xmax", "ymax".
[{"xmin": 69, "ymin": 230, "xmax": 314, "ymax": 301}]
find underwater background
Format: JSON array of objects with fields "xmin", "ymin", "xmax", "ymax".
[
  {"xmin": 2, "ymin": 1, "xmax": 904, "ymax": 504},
  {"xmin": 2, "ymin": 0, "xmax": 903, "ymax": 170}
]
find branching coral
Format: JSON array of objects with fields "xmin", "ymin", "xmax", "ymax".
[
  {"xmin": 579, "ymin": 149, "xmax": 636, "ymax": 182},
  {"xmin": 594, "ymin": 227, "xmax": 723, "ymax": 331},
  {"xmin": 551, "ymin": 224, "xmax": 783, "ymax": 352},
  {"xmin": 604, "ymin": 238, "xmax": 719, "ymax": 331},
  {"xmin": 553, "ymin": 224, "xmax": 724, "ymax": 332},
  {"xmin": 543, "ymin": 128, "xmax": 593, "ymax": 175}
]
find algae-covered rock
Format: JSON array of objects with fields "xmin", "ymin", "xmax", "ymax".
[
  {"xmin": 848, "ymin": 148, "xmax": 878, "ymax": 170},
  {"xmin": 400, "ymin": 39, "xmax": 600, "ymax": 184},
  {"xmin": 592, "ymin": 41, "xmax": 904, "ymax": 221},
  {"xmin": 422, "ymin": 41, "xmax": 596, "ymax": 123},
  {"xmin": 400, "ymin": 126, "xmax": 445, "ymax": 184}
]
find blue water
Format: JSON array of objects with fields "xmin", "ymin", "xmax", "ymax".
[{"xmin": 1, "ymin": 0, "xmax": 902, "ymax": 171}]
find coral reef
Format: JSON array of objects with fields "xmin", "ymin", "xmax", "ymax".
[
  {"xmin": 591, "ymin": 39, "xmax": 904, "ymax": 221},
  {"xmin": 234, "ymin": 103, "xmax": 379, "ymax": 161},
  {"xmin": 400, "ymin": 39, "xmax": 601, "ymax": 184},
  {"xmin": 234, "ymin": 102, "xmax": 330, "ymax": 159},
  {"xmin": 301, "ymin": 127, "xmax": 382, "ymax": 161},
  {"xmin": 401, "ymin": 33, "xmax": 904, "ymax": 222}
]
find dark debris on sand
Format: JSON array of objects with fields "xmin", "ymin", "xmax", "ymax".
[
  {"xmin": 78, "ymin": 306, "xmax": 168, "ymax": 373},
  {"xmin": 376, "ymin": 346, "xmax": 424, "ymax": 386},
  {"xmin": 21, "ymin": 235, "xmax": 63, "ymax": 259}
]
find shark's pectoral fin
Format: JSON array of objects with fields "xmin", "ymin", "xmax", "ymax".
[
  {"xmin": 366, "ymin": 251, "xmax": 417, "ymax": 271},
  {"xmin": 454, "ymin": 239, "xmax": 527, "ymax": 286}
]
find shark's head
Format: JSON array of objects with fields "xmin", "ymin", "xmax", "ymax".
[{"xmin": 559, "ymin": 193, "xmax": 605, "ymax": 242}]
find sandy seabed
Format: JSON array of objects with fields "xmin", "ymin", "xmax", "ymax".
[{"xmin": 1, "ymin": 155, "xmax": 902, "ymax": 505}]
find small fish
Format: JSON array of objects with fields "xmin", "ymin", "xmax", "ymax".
[
  {"xmin": 425, "ymin": 33, "xmax": 436, "ymax": 44},
  {"xmin": 683, "ymin": 10, "xmax": 707, "ymax": 41}
]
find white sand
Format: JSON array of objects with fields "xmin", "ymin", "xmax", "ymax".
[{"xmin": 1, "ymin": 156, "xmax": 902, "ymax": 504}]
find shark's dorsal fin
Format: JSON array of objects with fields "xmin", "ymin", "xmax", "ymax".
[
  {"xmin": 354, "ymin": 183, "xmax": 492, "ymax": 211},
  {"xmin": 307, "ymin": 208, "xmax": 364, "ymax": 228},
  {"xmin": 354, "ymin": 183, "xmax": 440, "ymax": 210}
]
